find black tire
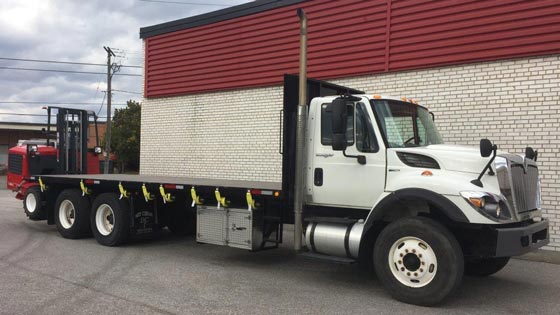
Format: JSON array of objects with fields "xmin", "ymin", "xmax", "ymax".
[
  {"xmin": 465, "ymin": 257, "xmax": 510, "ymax": 277},
  {"xmin": 54, "ymin": 189, "xmax": 91, "ymax": 239},
  {"xmin": 373, "ymin": 217, "xmax": 464, "ymax": 306},
  {"xmin": 165, "ymin": 203, "xmax": 196, "ymax": 235},
  {"xmin": 23, "ymin": 186, "xmax": 46, "ymax": 220},
  {"xmin": 90, "ymin": 193, "xmax": 130, "ymax": 246}
]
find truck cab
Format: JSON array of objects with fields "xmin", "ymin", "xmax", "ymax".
[{"xmin": 302, "ymin": 94, "xmax": 548, "ymax": 304}]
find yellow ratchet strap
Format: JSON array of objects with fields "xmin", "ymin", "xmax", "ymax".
[
  {"xmin": 214, "ymin": 188, "xmax": 229, "ymax": 209},
  {"xmin": 118, "ymin": 182, "xmax": 130, "ymax": 199},
  {"xmin": 38, "ymin": 177, "xmax": 47, "ymax": 192},
  {"xmin": 159, "ymin": 185, "xmax": 174, "ymax": 204},
  {"xmin": 142, "ymin": 184, "xmax": 154, "ymax": 202},
  {"xmin": 246, "ymin": 190, "xmax": 256, "ymax": 211},
  {"xmin": 190, "ymin": 187, "xmax": 203, "ymax": 207},
  {"xmin": 80, "ymin": 180, "xmax": 91, "ymax": 196}
]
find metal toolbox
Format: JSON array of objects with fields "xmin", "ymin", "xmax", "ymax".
[{"xmin": 196, "ymin": 206, "xmax": 263, "ymax": 251}]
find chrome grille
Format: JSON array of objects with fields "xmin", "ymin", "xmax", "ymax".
[{"xmin": 495, "ymin": 155, "xmax": 540, "ymax": 216}]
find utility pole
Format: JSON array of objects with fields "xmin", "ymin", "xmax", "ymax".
[{"xmin": 103, "ymin": 46, "xmax": 118, "ymax": 174}]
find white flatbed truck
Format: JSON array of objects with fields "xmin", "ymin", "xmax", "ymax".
[{"xmin": 7, "ymin": 9, "xmax": 549, "ymax": 306}]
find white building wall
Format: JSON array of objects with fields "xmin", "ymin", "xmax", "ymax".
[
  {"xmin": 140, "ymin": 86, "xmax": 284, "ymax": 183},
  {"xmin": 140, "ymin": 55, "xmax": 560, "ymax": 250}
]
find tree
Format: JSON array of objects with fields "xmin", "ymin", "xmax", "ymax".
[{"xmin": 107, "ymin": 100, "xmax": 141, "ymax": 172}]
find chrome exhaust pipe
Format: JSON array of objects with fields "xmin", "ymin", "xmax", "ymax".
[{"xmin": 293, "ymin": 8, "xmax": 307, "ymax": 251}]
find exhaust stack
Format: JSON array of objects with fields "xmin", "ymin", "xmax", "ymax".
[{"xmin": 294, "ymin": 8, "xmax": 307, "ymax": 251}]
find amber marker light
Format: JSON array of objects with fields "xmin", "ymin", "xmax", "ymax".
[
  {"xmin": 274, "ymin": 191, "xmax": 280, "ymax": 198},
  {"xmin": 469, "ymin": 197, "xmax": 485, "ymax": 208},
  {"xmin": 373, "ymin": 94, "xmax": 382, "ymax": 99},
  {"xmin": 421, "ymin": 170, "xmax": 433, "ymax": 176}
]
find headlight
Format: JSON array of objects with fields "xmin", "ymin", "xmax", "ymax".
[{"xmin": 460, "ymin": 191, "xmax": 511, "ymax": 221}]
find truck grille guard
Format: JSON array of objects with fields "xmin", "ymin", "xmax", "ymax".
[{"xmin": 495, "ymin": 154, "xmax": 541, "ymax": 221}]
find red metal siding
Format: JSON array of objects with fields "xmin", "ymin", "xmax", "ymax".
[{"xmin": 144, "ymin": 0, "xmax": 560, "ymax": 98}]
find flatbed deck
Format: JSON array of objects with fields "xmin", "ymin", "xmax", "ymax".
[{"xmin": 37, "ymin": 174, "xmax": 282, "ymax": 191}]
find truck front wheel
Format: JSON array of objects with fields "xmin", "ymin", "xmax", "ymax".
[
  {"xmin": 90, "ymin": 193, "xmax": 130, "ymax": 246},
  {"xmin": 373, "ymin": 217, "xmax": 463, "ymax": 306},
  {"xmin": 24, "ymin": 186, "xmax": 45, "ymax": 220},
  {"xmin": 465, "ymin": 257, "xmax": 510, "ymax": 276},
  {"xmin": 54, "ymin": 189, "xmax": 91, "ymax": 239}
]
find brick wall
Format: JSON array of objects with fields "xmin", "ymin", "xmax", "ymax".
[
  {"xmin": 141, "ymin": 54, "xmax": 560, "ymax": 250},
  {"xmin": 140, "ymin": 86, "xmax": 284, "ymax": 182}
]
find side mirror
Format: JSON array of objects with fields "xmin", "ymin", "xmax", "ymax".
[
  {"xmin": 94, "ymin": 146, "xmax": 103, "ymax": 155},
  {"xmin": 331, "ymin": 98, "xmax": 348, "ymax": 151},
  {"xmin": 479, "ymin": 139, "xmax": 494, "ymax": 157},
  {"xmin": 525, "ymin": 146, "xmax": 535, "ymax": 160}
]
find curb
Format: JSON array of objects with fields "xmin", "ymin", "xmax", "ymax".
[{"xmin": 514, "ymin": 249, "xmax": 560, "ymax": 265}]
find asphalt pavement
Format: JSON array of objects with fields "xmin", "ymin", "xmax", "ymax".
[{"xmin": 1, "ymin": 189, "xmax": 559, "ymax": 315}]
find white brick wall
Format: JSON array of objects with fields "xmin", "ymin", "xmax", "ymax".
[
  {"xmin": 140, "ymin": 86, "xmax": 284, "ymax": 182},
  {"xmin": 141, "ymin": 55, "xmax": 560, "ymax": 251}
]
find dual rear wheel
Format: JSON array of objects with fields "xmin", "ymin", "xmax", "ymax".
[
  {"xmin": 54, "ymin": 191, "xmax": 193, "ymax": 246},
  {"xmin": 54, "ymin": 191, "xmax": 129, "ymax": 246}
]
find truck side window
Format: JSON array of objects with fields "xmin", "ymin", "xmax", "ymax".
[
  {"xmin": 355, "ymin": 102, "xmax": 378, "ymax": 153},
  {"xmin": 321, "ymin": 103, "xmax": 354, "ymax": 146}
]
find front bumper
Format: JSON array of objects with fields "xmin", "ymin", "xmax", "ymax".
[{"xmin": 494, "ymin": 218, "xmax": 549, "ymax": 257}]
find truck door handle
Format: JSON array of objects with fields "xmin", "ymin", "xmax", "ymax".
[{"xmin": 314, "ymin": 168, "xmax": 323, "ymax": 186}]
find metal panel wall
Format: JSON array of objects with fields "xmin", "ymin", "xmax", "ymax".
[
  {"xmin": 144, "ymin": 0, "xmax": 560, "ymax": 98},
  {"xmin": 388, "ymin": 0, "xmax": 560, "ymax": 70}
]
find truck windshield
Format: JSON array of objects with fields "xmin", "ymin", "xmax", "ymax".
[{"xmin": 370, "ymin": 99, "xmax": 443, "ymax": 148}]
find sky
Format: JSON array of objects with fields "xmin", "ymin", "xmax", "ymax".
[{"xmin": 0, "ymin": 0, "xmax": 250, "ymax": 123}]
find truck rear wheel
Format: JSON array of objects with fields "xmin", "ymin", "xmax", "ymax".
[
  {"xmin": 90, "ymin": 193, "xmax": 130, "ymax": 246},
  {"xmin": 373, "ymin": 217, "xmax": 463, "ymax": 306},
  {"xmin": 465, "ymin": 257, "xmax": 510, "ymax": 276},
  {"xmin": 54, "ymin": 189, "xmax": 91, "ymax": 239},
  {"xmin": 24, "ymin": 186, "xmax": 45, "ymax": 220}
]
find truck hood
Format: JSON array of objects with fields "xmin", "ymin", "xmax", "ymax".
[{"xmin": 392, "ymin": 144, "xmax": 490, "ymax": 174}]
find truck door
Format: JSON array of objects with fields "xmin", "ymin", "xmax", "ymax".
[{"xmin": 309, "ymin": 99, "xmax": 386, "ymax": 209}]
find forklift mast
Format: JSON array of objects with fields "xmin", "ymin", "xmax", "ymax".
[{"xmin": 45, "ymin": 107, "xmax": 100, "ymax": 174}]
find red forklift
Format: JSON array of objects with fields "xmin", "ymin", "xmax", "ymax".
[{"xmin": 7, "ymin": 107, "xmax": 103, "ymax": 220}]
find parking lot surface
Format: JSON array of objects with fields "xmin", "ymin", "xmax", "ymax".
[{"xmin": 1, "ymin": 189, "xmax": 559, "ymax": 315}]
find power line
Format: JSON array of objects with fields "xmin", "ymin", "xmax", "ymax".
[
  {"xmin": 0, "ymin": 66, "xmax": 142, "ymax": 76},
  {"xmin": 0, "ymin": 57, "xmax": 142, "ymax": 68},
  {"xmin": 112, "ymin": 89, "xmax": 142, "ymax": 95},
  {"xmin": 0, "ymin": 101, "xmax": 129, "ymax": 105},
  {"xmin": 138, "ymin": 0, "xmax": 230, "ymax": 6}
]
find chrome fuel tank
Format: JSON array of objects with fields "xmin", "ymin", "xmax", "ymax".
[{"xmin": 305, "ymin": 221, "xmax": 364, "ymax": 259}]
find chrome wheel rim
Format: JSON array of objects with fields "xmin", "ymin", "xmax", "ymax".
[
  {"xmin": 58, "ymin": 200, "xmax": 76, "ymax": 229},
  {"xmin": 26, "ymin": 193, "xmax": 37, "ymax": 213},
  {"xmin": 95, "ymin": 204, "xmax": 114, "ymax": 236},
  {"xmin": 388, "ymin": 236, "xmax": 437, "ymax": 288}
]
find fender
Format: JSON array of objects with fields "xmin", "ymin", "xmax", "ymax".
[
  {"xmin": 362, "ymin": 188, "xmax": 469, "ymax": 235},
  {"xmin": 15, "ymin": 182, "xmax": 40, "ymax": 200}
]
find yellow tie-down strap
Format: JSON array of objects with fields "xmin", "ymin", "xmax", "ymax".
[
  {"xmin": 80, "ymin": 180, "xmax": 92, "ymax": 196},
  {"xmin": 38, "ymin": 177, "xmax": 47, "ymax": 192},
  {"xmin": 214, "ymin": 188, "xmax": 230, "ymax": 209},
  {"xmin": 246, "ymin": 190, "xmax": 256, "ymax": 211},
  {"xmin": 159, "ymin": 185, "xmax": 174, "ymax": 204},
  {"xmin": 118, "ymin": 182, "xmax": 130, "ymax": 199},
  {"xmin": 142, "ymin": 184, "xmax": 154, "ymax": 202},
  {"xmin": 190, "ymin": 187, "xmax": 203, "ymax": 207}
]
